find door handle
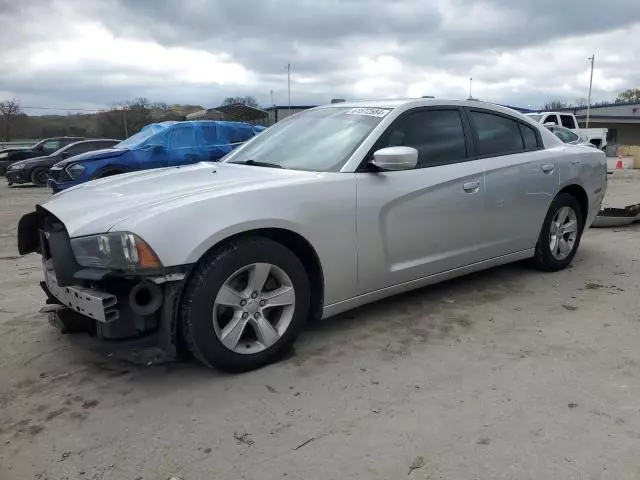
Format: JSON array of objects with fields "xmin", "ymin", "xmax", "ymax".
[
  {"xmin": 542, "ymin": 164, "xmax": 555, "ymax": 174},
  {"xmin": 463, "ymin": 181, "xmax": 480, "ymax": 193},
  {"xmin": 570, "ymin": 160, "xmax": 581, "ymax": 165}
]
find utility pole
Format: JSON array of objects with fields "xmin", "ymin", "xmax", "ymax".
[
  {"xmin": 469, "ymin": 77, "xmax": 473, "ymax": 100},
  {"xmin": 122, "ymin": 108, "xmax": 129, "ymax": 138},
  {"xmin": 286, "ymin": 63, "xmax": 291, "ymax": 116},
  {"xmin": 586, "ymin": 54, "xmax": 595, "ymax": 128},
  {"xmin": 270, "ymin": 89, "xmax": 275, "ymax": 107}
]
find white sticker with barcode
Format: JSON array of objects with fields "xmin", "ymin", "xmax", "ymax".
[{"xmin": 345, "ymin": 107, "xmax": 390, "ymax": 118}]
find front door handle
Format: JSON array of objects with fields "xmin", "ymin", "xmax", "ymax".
[
  {"xmin": 542, "ymin": 164, "xmax": 555, "ymax": 174},
  {"xmin": 463, "ymin": 181, "xmax": 480, "ymax": 193}
]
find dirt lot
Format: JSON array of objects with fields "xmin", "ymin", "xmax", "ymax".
[{"xmin": 1, "ymin": 173, "xmax": 640, "ymax": 480}]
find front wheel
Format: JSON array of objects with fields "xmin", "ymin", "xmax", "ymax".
[
  {"xmin": 531, "ymin": 193, "xmax": 584, "ymax": 271},
  {"xmin": 181, "ymin": 237, "xmax": 310, "ymax": 372},
  {"xmin": 30, "ymin": 167, "xmax": 49, "ymax": 187}
]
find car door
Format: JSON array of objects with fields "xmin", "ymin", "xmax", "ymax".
[
  {"xmin": 355, "ymin": 107, "xmax": 490, "ymax": 293},
  {"xmin": 167, "ymin": 124, "xmax": 198, "ymax": 166},
  {"xmin": 468, "ymin": 108, "xmax": 558, "ymax": 255}
]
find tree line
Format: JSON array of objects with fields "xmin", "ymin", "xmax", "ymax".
[
  {"xmin": 0, "ymin": 98, "xmax": 204, "ymax": 141},
  {"xmin": 543, "ymin": 88, "xmax": 640, "ymax": 111},
  {"xmin": 2, "ymin": 89, "xmax": 638, "ymax": 141}
]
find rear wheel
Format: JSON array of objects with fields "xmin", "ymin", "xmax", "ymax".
[
  {"xmin": 30, "ymin": 167, "xmax": 49, "ymax": 187},
  {"xmin": 531, "ymin": 193, "xmax": 584, "ymax": 271},
  {"xmin": 181, "ymin": 237, "xmax": 310, "ymax": 372}
]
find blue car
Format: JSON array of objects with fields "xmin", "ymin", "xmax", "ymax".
[{"xmin": 48, "ymin": 120, "xmax": 265, "ymax": 192}]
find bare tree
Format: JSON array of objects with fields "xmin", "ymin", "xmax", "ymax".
[
  {"xmin": 543, "ymin": 100, "xmax": 568, "ymax": 110},
  {"xmin": 0, "ymin": 98, "xmax": 22, "ymax": 141},
  {"xmin": 222, "ymin": 96, "xmax": 259, "ymax": 108},
  {"xmin": 574, "ymin": 97, "xmax": 588, "ymax": 107}
]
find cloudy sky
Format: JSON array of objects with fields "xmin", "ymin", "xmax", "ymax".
[{"xmin": 1, "ymin": 0, "xmax": 639, "ymax": 114}]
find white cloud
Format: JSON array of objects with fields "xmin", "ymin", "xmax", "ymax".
[{"xmin": 0, "ymin": 0, "xmax": 639, "ymax": 112}]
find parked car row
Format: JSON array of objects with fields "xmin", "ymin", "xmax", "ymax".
[
  {"xmin": 0, "ymin": 136, "xmax": 87, "ymax": 176},
  {"xmin": 525, "ymin": 111, "xmax": 608, "ymax": 149},
  {"xmin": 3, "ymin": 120, "xmax": 266, "ymax": 190},
  {"xmin": 6, "ymin": 139, "xmax": 120, "ymax": 186}
]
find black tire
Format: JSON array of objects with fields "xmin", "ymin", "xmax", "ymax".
[
  {"xmin": 531, "ymin": 193, "xmax": 584, "ymax": 271},
  {"xmin": 30, "ymin": 167, "xmax": 49, "ymax": 187},
  {"xmin": 181, "ymin": 237, "xmax": 310, "ymax": 372}
]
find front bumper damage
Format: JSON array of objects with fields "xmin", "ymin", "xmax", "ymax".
[{"xmin": 18, "ymin": 207, "xmax": 191, "ymax": 358}]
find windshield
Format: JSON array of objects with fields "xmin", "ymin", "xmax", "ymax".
[
  {"xmin": 115, "ymin": 124, "xmax": 168, "ymax": 149},
  {"xmin": 224, "ymin": 107, "xmax": 389, "ymax": 171},
  {"xmin": 526, "ymin": 114, "xmax": 542, "ymax": 122}
]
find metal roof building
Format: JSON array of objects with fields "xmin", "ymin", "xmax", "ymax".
[{"xmin": 556, "ymin": 101, "xmax": 640, "ymax": 146}]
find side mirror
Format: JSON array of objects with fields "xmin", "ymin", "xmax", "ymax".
[
  {"xmin": 60, "ymin": 151, "xmax": 69, "ymax": 159},
  {"xmin": 370, "ymin": 146, "xmax": 418, "ymax": 171},
  {"xmin": 146, "ymin": 144, "xmax": 165, "ymax": 153}
]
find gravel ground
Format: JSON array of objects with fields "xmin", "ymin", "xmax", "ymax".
[{"xmin": 1, "ymin": 172, "xmax": 640, "ymax": 480}]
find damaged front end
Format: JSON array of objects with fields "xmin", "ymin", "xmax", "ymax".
[{"xmin": 18, "ymin": 207, "xmax": 190, "ymax": 357}]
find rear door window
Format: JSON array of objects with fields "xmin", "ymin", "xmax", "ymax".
[
  {"xmin": 560, "ymin": 115, "xmax": 576, "ymax": 129},
  {"xmin": 543, "ymin": 115, "xmax": 558, "ymax": 125},
  {"xmin": 200, "ymin": 125, "xmax": 219, "ymax": 146},
  {"xmin": 469, "ymin": 111, "xmax": 524, "ymax": 156},
  {"xmin": 64, "ymin": 143, "xmax": 88, "ymax": 156}
]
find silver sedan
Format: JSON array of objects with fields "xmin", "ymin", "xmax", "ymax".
[{"xmin": 19, "ymin": 99, "xmax": 607, "ymax": 372}]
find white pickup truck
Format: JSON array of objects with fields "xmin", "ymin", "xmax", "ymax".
[{"xmin": 525, "ymin": 112, "xmax": 608, "ymax": 150}]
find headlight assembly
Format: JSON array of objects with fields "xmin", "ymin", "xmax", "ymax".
[
  {"xmin": 9, "ymin": 163, "xmax": 25, "ymax": 170},
  {"xmin": 66, "ymin": 163, "xmax": 86, "ymax": 179},
  {"xmin": 70, "ymin": 232, "xmax": 162, "ymax": 271}
]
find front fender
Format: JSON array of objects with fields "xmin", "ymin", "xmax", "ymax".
[{"xmin": 186, "ymin": 219, "xmax": 314, "ymax": 264}]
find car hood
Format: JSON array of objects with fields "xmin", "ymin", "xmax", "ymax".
[
  {"xmin": 41, "ymin": 162, "xmax": 318, "ymax": 237},
  {"xmin": 10, "ymin": 154, "xmax": 54, "ymax": 168},
  {"xmin": 53, "ymin": 148, "xmax": 127, "ymax": 168}
]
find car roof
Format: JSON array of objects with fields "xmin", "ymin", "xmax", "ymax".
[
  {"xmin": 316, "ymin": 98, "xmax": 533, "ymax": 119},
  {"xmin": 70, "ymin": 139, "xmax": 119, "ymax": 143}
]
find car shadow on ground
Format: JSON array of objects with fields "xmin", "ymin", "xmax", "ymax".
[
  {"xmin": 7, "ymin": 184, "xmax": 43, "ymax": 189},
  {"xmin": 67, "ymin": 261, "xmax": 542, "ymax": 383}
]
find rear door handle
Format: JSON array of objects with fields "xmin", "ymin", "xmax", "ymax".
[
  {"xmin": 542, "ymin": 164, "xmax": 555, "ymax": 174},
  {"xmin": 463, "ymin": 181, "xmax": 480, "ymax": 193},
  {"xmin": 570, "ymin": 160, "xmax": 581, "ymax": 165}
]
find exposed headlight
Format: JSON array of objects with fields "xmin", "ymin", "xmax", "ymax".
[
  {"xmin": 9, "ymin": 163, "xmax": 25, "ymax": 170},
  {"xmin": 0, "ymin": 152, "xmax": 8, "ymax": 159},
  {"xmin": 66, "ymin": 163, "xmax": 86, "ymax": 179},
  {"xmin": 70, "ymin": 232, "xmax": 162, "ymax": 271}
]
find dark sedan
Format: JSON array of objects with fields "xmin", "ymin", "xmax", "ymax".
[
  {"xmin": 0, "ymin": 136, "xmax": 87, "ymax": 176},
  {"xmin": 6, "ymin": 139, "xmax": 120, "ymax": 187}
]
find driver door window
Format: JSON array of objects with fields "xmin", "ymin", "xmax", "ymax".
[{"xmin": 375, "ymin": 109, "xmax": 468, "ymax": 167}]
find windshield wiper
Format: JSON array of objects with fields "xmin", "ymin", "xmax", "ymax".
[{"xmin": 230, "ymin": 159, "xmax": 283, "ymax": 169}]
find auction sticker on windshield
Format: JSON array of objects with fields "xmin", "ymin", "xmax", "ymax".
[{"xmin": 345, "ymin": 107, "xmax": 390, "ymax": 118}]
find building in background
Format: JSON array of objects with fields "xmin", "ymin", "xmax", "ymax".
[
  {"xmin": 558, "ymin": 101, "xmax": 640, "ymax": 146},
  {"xmin": 264, "ymin": 105, "xmax": 316, "ymax": 124},
  {"xmin": 186, "ymin": 104, "xmax": 269, "ymax": 125}
]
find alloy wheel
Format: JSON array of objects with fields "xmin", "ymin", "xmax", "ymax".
[
  {"xmin": 212, "ymin": 263, "xmax": 295, "ymax": 354},
  {"xmin": 549, "ymin": 206, "xmax": 578, "ymax": 261}
]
